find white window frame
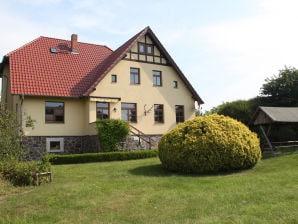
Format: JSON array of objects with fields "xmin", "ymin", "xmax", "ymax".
[{"xmin": 46, "ymin": 137, "xmax": 64, "ymax": 153}]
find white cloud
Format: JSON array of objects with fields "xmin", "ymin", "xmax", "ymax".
[{"xmin": 194, "ymin": 0, "xmax": 298, "ymax": 110}]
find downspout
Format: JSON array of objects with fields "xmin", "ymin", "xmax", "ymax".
[{"xmin": 20, "ymin": 94, "xmax": 24, "ymax": 134}]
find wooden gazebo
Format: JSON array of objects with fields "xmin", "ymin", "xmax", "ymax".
[{"xmin": 252, "ymin": 106, "xmax": 298, "ymax": 156}]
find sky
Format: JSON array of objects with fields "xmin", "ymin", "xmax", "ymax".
[{"xmin": 1, "ymin": 0, "xmax": 298, "ymax": 111}]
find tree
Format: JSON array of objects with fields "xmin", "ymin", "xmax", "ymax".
[
  {"xmin": 0, "ymin": 105, "xmax": 24, "ymax": 164},
  {"xmin": 207, "ymin": 98, "xmax": 260, "ymax": 125},
  {"xmin": 0, "ymin": 104, "xmax": 51, "ymax": 186},
  {"xmin": 260, "ymin": 66, "xmax": 298, "ymax": 106}
]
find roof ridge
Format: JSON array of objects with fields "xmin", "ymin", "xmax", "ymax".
[
  {"xmin": 82, "ymin": 26, "xmax": 204, "ymax": 104},
  {"xmin": 7, "ymin": 36, "xmax": 111, "ymax": 56},
  {"xmin": 41, "ymin": 36, "xmax": 111, "ymax": 49}
]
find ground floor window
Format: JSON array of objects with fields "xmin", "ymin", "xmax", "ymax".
[
  {"xmin": 154, "ymin": 104, "xmax": 164, "ymax": 123},
  {"xmin": 45, "ymin": 101, "xmax": 64, "ymax": 123},
  {"xmin": 96, "ymin": 102, "xmax": 109, "ymax": 119},
  {"xmin": 121, "ymin": 103, "xmax": 137, "ymax": 122},
  {"xmin": 175, "ymin": 105, "xmax": 185, "ymax": 123},
  {"xmin": 46, "ymin": 138, "xmax": 64, "ymax": 153}
]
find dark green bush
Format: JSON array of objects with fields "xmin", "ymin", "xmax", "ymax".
[
  {"xmin": 158, "ymin": 114, "xmax": 261, "ymax": 174},
  {"xmin": 96, "ymin": 119, "xmax": 130, "ymax": 152},
  {"xmin": 49, "ymin": 150, "xmax": 158, "ymax": 164}
]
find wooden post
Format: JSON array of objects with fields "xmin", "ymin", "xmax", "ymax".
[{"xmin": 260, "ymin": 125, "xmax": 275, "ymax": 156}]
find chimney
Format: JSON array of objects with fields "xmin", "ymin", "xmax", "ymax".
[{"xmin": 71, "ymin": 34, "xmax": 78, "ymax": 53}]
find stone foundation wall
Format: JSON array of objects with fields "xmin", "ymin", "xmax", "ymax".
[
  {"xmin": 22, "ymin": 135, "xmax": 100, "ymax": 159},
  {"xmin": 22, "ymin": 134, "xmax": 161, "ymax": 159}
]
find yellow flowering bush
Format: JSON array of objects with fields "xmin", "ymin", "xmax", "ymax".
[{"xmin": 158, "ymin": 114, "xmax": 261, "ymax": 174}]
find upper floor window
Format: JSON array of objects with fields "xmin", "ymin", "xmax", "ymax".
[
  {"xmin": 111, "ymin": 74, "xmax": 117, "ymax": 83},
  {"xmin": 173, "ymin": 81, "xmax": 178, "ymax": 88},
  {"xmin": 130, "ymin": 68, "xmax": 140, "ymax": 84},
  {"xmin": 138, "ymin": 42, "xmax": 154, "ymax": 55},
  {"xmin": 45, "ymin": 101, "xmax": 64, "ymax": 123},
  {"xmin": 96, "ymin": 102, "xmax": 109, "ymax": 120},
  {"xmin": 121, "ymin": 103, "xmax": 137, "ymax": 122},
  {"xmin": 153, "ymin": 70, "xmax": 162, "ymax": 86},
  {"xmin": 146, "ymin": 44, "xmax": 153, "ymax": 55},
  {"xmin": 154, "ymin": 104, "xmax": 164, "ymax": 123},
  {"xmin": 175, "ymin": 105, "xmax": 185, "ymax": 123},
  {"xmin": 138, "ymin": 43, "xmax": 145, "ymax": 54}
]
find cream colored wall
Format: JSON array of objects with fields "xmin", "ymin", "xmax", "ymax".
[
  {"xmin": 1, "ymin": 65, "xmax": 21, "ymax": 122},
  {"xmin": 22, "ymin": 97, "xmax": 88, "ymax": 136},
  {"xmin": 90, "ymin": 60, "xmax": 196, "ymax": 135}
]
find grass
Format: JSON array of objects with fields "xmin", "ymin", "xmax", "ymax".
[{"xmin": 0, "ymin": 154, "xmax": 297, "ymax": 224}]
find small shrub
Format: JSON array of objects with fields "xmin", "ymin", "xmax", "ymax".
[
  {"xmin": 8, "ymin": 161, "xmax": 37, "ymax": 186},
  {"xmin": 2, "ymin": 155, "xmax": 51, "ymax": 186},
  {"xmin": 158, "ymin": 114, "xmax": 261, "ymax": 174},
  {"xmin": 49, "ymin": 150, "xmax": 158, "ymax": 164},
  {"xmin": 96, "ymin": 119, "xmax": 130, "ymax": 152}
]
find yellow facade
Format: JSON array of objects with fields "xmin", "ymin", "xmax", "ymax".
[
  {"xmin": 2, "ymin": 34, "xmax": 198, "ymax": 137},
  {"xmin": 89, "ymin": 60, "xmax": 196, "ymax": 134},
  {"xmin": 20, "ymin": 59, "xmax": 196, "ymax": 136}
]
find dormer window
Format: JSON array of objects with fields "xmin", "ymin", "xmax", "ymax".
[{"xmin": 138, "ymin": 42, "xmax": 154, "ymax": 55}]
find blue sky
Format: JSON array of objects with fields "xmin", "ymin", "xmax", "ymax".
[{"xmin": 1, "ymin": 0, "xmax": 298, "ymax": 111}]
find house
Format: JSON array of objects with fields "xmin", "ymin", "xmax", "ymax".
[{"xmin": 0, "ymin": 26, "xmax": 204, "ymax": 156}]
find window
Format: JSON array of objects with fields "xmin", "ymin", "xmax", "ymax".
[
  {"xmin": 46, "ymin": 138, "xmax": 64, "ymax": 152},
  {"xmin": 138, "ymin": 43, "xmax": 145, "ymax": 54},
  {"xmin": 130, "ymin": 68, "xmax": 140, "ymax": 84},
  {"xmin": 45, "ymin": 102, "xmax": 64, "ymax": 123},
  {"xmin": 138, "ymin": 42, "xmax": 154, "ymax": 55},
  {"xmin": 173, "ymin": 81, "xmax": 178, "ymax": 88},
  {"xmin": 121, "ymin": 103, "xmax": 137, "ymax": 122},
  {"xmin": 154, "ymin": 104, "xmax": 164, "ymax": 123},
  {"xmin": 153, "ymin": 70, "xmax": 162, "ymax": 86},
  {"xmin": 96, "ymin": 102, "xmax": 109, "ymax": 119},
  {"xmin": 111, "ymin": 74, "xmax": 117, "ymax": 83},
  {"xmin": 175, "ymin": 105, "xmax": 185, "ymax": 123},
  {"xmin": 146, "ymin": 44, "xmax": 153, "ymax": 55}
]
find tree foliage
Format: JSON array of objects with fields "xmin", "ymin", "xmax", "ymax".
[
  {"xmin": 96, "ymin": 119, "xmax": 130, "ymax": 152},
  {"xmin": 0, "ymin": 105, "xmax": 51, "ymax": 186},
  {"xmin": 207, "ymin": 98, "xmax": 260, "ymax": 125},
  {"xmin": 260, "ymin": 66, "xmax": 298, "ymax": 106},
  {"xmin": 0, "ymin": 105, "xmax": 24, "ymax": 165}
]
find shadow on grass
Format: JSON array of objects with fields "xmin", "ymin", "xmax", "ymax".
[
  {"xmin": 129, "ymin": 163, "xmax": 249, "ymax": 177},
  {"xmin": 129, "ymin": 164, "xmax": 173, "ymax": 177}
]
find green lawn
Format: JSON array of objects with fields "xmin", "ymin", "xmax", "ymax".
[{"xmin": 0, "ymin": 154, "xmax": 297, "ymax": 224}]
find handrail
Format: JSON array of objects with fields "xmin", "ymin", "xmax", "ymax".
[{"xmin": 129, "ymin": 125, "xmax": 154, "ymax": 149}]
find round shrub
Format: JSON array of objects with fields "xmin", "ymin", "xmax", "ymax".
[{"xmin": 158, "ymin": 114, "xmax": 261, "ymax": 174}]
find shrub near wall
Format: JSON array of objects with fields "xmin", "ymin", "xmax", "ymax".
[
  {"xmin": 158, "ymin": 114, "xmax": 261, "ymax": 174},
  {"xmin": 96, "ymin": 119, "xmax": 130, "ymax": 152}
]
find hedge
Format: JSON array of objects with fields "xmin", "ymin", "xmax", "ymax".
[{"xmin": 49, "ymin": 149, "xmax": 158, "ymax": 165}]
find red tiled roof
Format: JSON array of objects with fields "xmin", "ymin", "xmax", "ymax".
[
  {"xmin": 7, "ymin": 36, "xmax": 113, "ymax": 97},
  {"xmin": 3, "ymin": 26, "xmax": 204, "ymax": 104}
]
